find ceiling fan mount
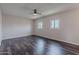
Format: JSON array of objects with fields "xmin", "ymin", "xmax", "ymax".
[{"xmin": 34, "ymin": 9, "xmax": 37, "ymax": 14}]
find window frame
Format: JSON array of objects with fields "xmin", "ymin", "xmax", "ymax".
[
  {"xmin": 51, "ymin": 19, "xmax": 60, "ymax": 29},
  {"xmin": 37, "ymin": 21, "xmax": 43, "ymax": 29}
]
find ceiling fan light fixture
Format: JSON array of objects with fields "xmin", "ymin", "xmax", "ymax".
[
  {"xmin": 33, "ymin": 13, "xmax": 37, "ymax": 15},
  {"xmin": 32, "ymin": 9, "xmax": 41, "ymax": 16}
]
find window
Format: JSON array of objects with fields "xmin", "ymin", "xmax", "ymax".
[
  {"xmin": 37, "ymin": 21, "xmax": 43, "ymax": 29},
  {"xmin": 54, "ymin": 20, "xmax": 59, "ymax": 29},
  {"xmin": 51, "ymin": 20, "xmax": 54, "ymax": 29},
  {"xmin": 51, "ymin": 19, "xmax": 60, "ymax": 29}
]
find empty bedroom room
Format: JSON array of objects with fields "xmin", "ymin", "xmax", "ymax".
[{"xmin": 0, "ymin": 3, "xmax": 79, "ymax": 55}]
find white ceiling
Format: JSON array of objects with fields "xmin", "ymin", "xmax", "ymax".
[{"xmin": 0, "ymin": 3, "xmax": 79, "ymax": 19}]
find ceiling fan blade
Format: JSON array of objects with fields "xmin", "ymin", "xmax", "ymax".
[{"xmin": 37, "ymin": 12, "xmax": 42, "ymax": 15}]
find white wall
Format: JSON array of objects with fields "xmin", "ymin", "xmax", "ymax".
[
  {"xmin": 0, "ymin": 9, "xmax": 2, "ymax": 45},
  {"xmin": 2, "ymin": 8, "xmax": 79, "ymax": 46},
  {"xmin": 2, "ymin": 14, "xmax": 33, "ymax": 39},
  {"xmin": 34, "ymin": 9, "xmax": 79, "ymax": 45}
]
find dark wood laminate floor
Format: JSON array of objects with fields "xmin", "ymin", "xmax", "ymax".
[{"xmin": 0, "ymin": 35, "xmax": 75, "ymax": 55}]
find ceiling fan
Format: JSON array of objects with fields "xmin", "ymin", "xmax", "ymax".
[{"xmin": 33, "ymin": 9, "xmax": 41, "ymax": 15}]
